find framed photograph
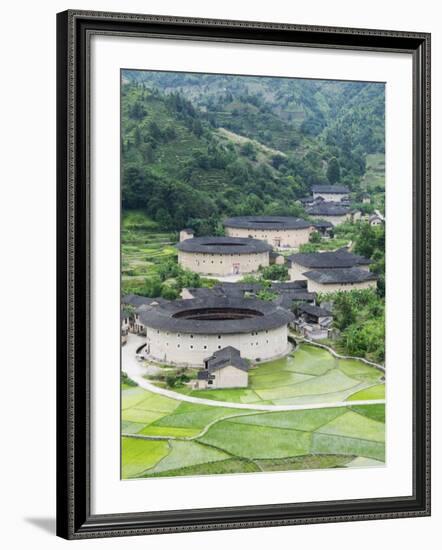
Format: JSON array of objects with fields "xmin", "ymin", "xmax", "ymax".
[{"xmin": 56, "ymin": 10, "xmax": 431, "ymax": 539}]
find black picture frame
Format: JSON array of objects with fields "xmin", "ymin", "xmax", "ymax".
[{"xmin": 56, "ymin": 9, "xmax": 431, "ymax": 540}]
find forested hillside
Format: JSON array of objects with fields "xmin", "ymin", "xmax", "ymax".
[{"xmin": 122, "ymin": 71, "xmax": 385, "ymax": 233}]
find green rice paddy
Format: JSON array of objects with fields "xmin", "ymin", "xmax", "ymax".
[
  {"xmin": 171, "ymin": 343, "xmax": 384, "ymax": 406},
  {"xmin": 122, "ymin": 344, "xmax": 385, "ymax": 479}
]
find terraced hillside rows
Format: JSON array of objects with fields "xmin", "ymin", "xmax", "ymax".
[{"xmin": 121, "ymin": 211, "xmax": 177, "ymax": 293}]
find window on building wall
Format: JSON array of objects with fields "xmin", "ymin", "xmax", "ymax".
[
  {"xmin": 190, "ymin": 345, "xmax": 193, "ymax": 349},
  {"xmin": 218, "ymin": 335, "xmax": 221, "ymax": 339},
  {"xmin": 208, "ymin": 380, "xmax": 213, "ymax": 385},
  {"xmin": 218, "ymin": 345, "xmax": 221, "ymax": 349}
]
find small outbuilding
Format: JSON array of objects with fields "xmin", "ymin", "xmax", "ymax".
[
  {"xmin": 194, "ymin": 346, "xmax": 250, "ymax": 389},
  {"xmin": 121, "ymin": 294, "xmax": 167, "ymax": 335},
  {"xmin": 179, "ymin": 228, "xmax": 194, "ymax": 242},
  {"xmin": 293, "ymin": 303, "xmax": 334, "ymax": 340},
  {"xmin": 369, "ymin": 214, "xmax": 384, "ymax": 227},
  {"xmin": 313, "ymin": 219, "xmax": 334, "ymax": 238}
]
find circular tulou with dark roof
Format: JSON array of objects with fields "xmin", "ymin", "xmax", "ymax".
[
  {"xmin": 140, "ymin": 296, "xmax": 295, "ymax": 366},
  {"xmin": 223, "ymin": 216, "xmax": 312, "ymax": 230},
  {"xmin": 139, "ymin": 296, "xmax": 293, "ymax": 334},
  {"xmin": 223, "ymin": 216, "xmax": 315, "ymax": 249},
  {"xmin": 177, "ymin": 235, "xmax": 272, "ymax": 276},
  {"xmin": 176, "ymin": 236, "xmax": 271, "ymax": 254}
]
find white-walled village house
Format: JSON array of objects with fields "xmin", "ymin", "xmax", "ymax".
[
  {"xmin": 311, "ymin": 185, "xmax": 350, "ymax": 203},
  {"xmin": 194, "ymin": 346, "xmax": 250, "ymax": 389}
]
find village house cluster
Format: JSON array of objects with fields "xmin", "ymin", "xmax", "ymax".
[{"xmin": 122, "ymin": 185, "xmax": 382, "ymax": 389}]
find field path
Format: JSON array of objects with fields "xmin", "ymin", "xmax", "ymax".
[{"xmin": 123, "ymin": 334, "xmax": 385, "ymax": 412}]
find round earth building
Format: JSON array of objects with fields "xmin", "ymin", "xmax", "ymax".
[
  {"xmin": 177, "ymin": 236, "xmax": 271, "ymax": 276},
  {"xmin": 223, "ymin": 216, "xmax": 314, "ymax": 249},
  {"xmin": 139, "ymin": 296, "xmax": 295, "ymax": 366}
]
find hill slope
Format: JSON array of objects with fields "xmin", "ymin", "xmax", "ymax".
[{"xmin": 122, "ymin": 74, "xmax": 385, "ymax": 232}]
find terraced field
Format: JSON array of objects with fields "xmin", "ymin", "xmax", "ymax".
[
  {"xmin": 122, "ymin": 344, "xmax": 385, "ymax": 479},
  {"xmin": 121, "ymin": 211, "xmax": 177, "ymax": 293}
]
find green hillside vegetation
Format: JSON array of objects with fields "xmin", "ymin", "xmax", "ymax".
[
  {"xmin": 122, "ymin": 211, "xmax": 218, "ymax": 296},
  {"xmin": 122, "ymin": 74, "xmax": 385, "ymax": 233}
]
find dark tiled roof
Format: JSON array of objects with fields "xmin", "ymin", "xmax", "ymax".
[
  {"xmin": 139, "ymin": 296, "xmax": 294, "ymax": 335},
  {"xmin": 275, "ymin": 292, "xmax": 316, "ymax": 310},
  {"xmin": 289, "ymin": 249, "xmax": 371, "ymax": 269},
  {"xmin": 223, "ymin": 216, "xmax": 312, "ymax": 230},
  {"xmin": 303, "ymin": 267, "xmax": 378, "ymax": 284},
  {"xmin": 299, "ymin": 196, "xmax": 314, "ymax": 204},
  {"xmin": 313, "ymin": 219, "xmax": 334, "ymax": 229},
  {"xmin": 270, "ymin": 280, "xmax": 308, "ymax": 290},
  {"xmin": 269, "ymin": 250, "xmax": 285, "ymax": 259},
  {"xmin": 183, "ymin": 282, "xmax": 315, "ymax": 312},
  {"xmin": 299, "ymin": 303, "xmax": 333, "ymax": 317},
  {"xmin": 177, "ymin": 236, "xmax": 271, "ymax": 255},
  {"xmin": 122, "ymin": 294, "xmax": 166, "ymax": 307},
  {"xmin": 306, "ymin": 202, "xmax": 350, "ymax": 216},
  {"xmin": 205, "ymin": 346, "xmax": 250, "ymax": 372},
  {"xmin": 312, "ymin": 185, "xmax": 350, "ymax": 194},
  {"xmin": 184, "ymin": 287, "xmax": 228, "ymax": 299}
]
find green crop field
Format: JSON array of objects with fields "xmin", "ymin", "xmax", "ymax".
[
  {"xmin": 152, "ymin": 343, "xmax": 385, "ymax": 407},
  {"xmin": 121, "ymin": 344, "xmax": 385, "ymax": 479}
]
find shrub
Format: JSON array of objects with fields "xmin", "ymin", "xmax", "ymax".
[
  {"xmin": 121, "ymin": 371, "xmax": 138, "ymax": 387},
  {"xmin": 261, "ymin": 264, "xmax": 289, "ymax": 281}
]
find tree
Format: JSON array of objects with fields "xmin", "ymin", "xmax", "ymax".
[
  {"xmin": 240, "ymin": 141, "xmax": 257, "ymax": 160},
  {"xmin": 256, "ymin": 289, "xmax": 278, "ymax": 301},
  {"xmin": 309, "ymin": 231, "xmax": 321, "ymax": 244},
  {"xmin": 160, "ymin": 285, "xmax": 179, "ymax": 300},
  {"xmin": 332, "ymin": 293, "xmax": 356, "ymax": 330},
  {"xmin": 327, "ymin": 156, "xmax": 341, "ymax": 184},
  {"xmin": 261, "ymin": 264, "xmax": 289, "ymax": 282},
  {"xmin": 129, "ymin": 101, "xmax": 146, "ymax": 120},
  {"xmin": 353, "ymin": 223, "xmax": 378, "ymax": 258}
]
